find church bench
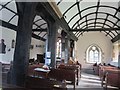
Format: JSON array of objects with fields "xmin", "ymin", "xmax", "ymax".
[
  {"xmin": 25, "ymin": 76, "xmax": 67, "ymax": 90},
  {"xmin": 98, "ymin": 65, "xmax": 117, "ymax": 86},
  {"xmin": 47, "ymin": 68, "xmax": 76, "ymax": 90},
  {"xmin": 58, "ymin": 64, "xmax": 81, "ymax": 85},
  {"xmin": 104, "ymin": 69, "xmax": 120, "ymax": 90},
  {"xmin": 27, "ymin": 63, "xmax": 44, "ymax": 76},
  {"xmin": 99, "ymin": 65, "xmax": 119, "ymax": 88}
]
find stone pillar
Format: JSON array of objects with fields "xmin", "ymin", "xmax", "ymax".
[
  {"xmin": 118, "ymin": 42, "xmax": 120, "ymax": 67},
  {"xmin": 70, "ymin": 40, "xmax": 74, "ymax": 58},
  {"xmin": 10, "ymin": 2, "xmax": 37, "ymax": 86},
  {"xmin": 74, "ymin": 41, "xmax": 77, "ymax": 61},
  {"xmin": 118, "ymin": 1, "xmax": 120, "ymax": 67},
  {"xmin": 61, "ymin": 31, "xmax": 66, "ymax": 63},
  {"xmin": 64, "ymin": 35, "xmax": 70, "ymax": 63},
  {"xmin": 118, "ymin": 52, "xmax": 120, "ymax": 67},
  {"xmin": 45, "ymin": 21, "xmax": 57, "ymax": 68}
]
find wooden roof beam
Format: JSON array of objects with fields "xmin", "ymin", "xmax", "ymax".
[
  {"xmin": 37, "ymin": 2, "xmax": 78, "ymax": 41},
  {"xmin": 70, "ymin": 28, "xmax": 120, "ymax": 32},
  {"xmin": 111, "ymin": 34, "xmax": 120, "ymax": 43},
  {"xmin": 32, "ymin": 28, "xmax": 47, "ymax": 32},
  {"xmin": 0, "ymin": 20, "xmax": 46, "ymax": 41}
]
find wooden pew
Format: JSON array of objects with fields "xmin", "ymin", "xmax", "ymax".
[
  {"xmin": 25, "ymin": 76, "xmax": 67, "ymax": 90},
  {"xmin": 27, "ymin": 64, "xmax": 43, "ymax": 76},
  {"xmin": 105, "ymin": 69, "xmax": 120, "ymax": 90},
  {"xmin": 58, "ymin": 64, "xmax": 80, "ymax": 85},
  {"xmin": 47, "ymin": 68, "xmax": 76, "ymax": 90},
  {"xmin": 99, "ymin": 65, "xmax": 117, "ymax": 86}
]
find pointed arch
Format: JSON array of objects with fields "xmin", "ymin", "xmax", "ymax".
[{"xmin": 86, "ymin": 44, "xmax": 102, "ymax": 63}]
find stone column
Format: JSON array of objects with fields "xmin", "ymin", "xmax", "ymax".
[
  {"xmin": 64, "ymin": 35, "xmax": 70, "ymax": 63},
  {"xmin": 70, "ymin": 40, "xmax": 74, "ymax": 58},
  {"xmin": 45, "ymin": 21, "xmax": 57, "ymax": 68},
  {"xmin": 61, "ymin": 31, "xmax": 66, "ymax": 63},
  {"xmin": 10, "ymin": 2, "xmax": 37, "ymax": 86},
  {"xmin": 118, "ymin": 42, "xmax": 120, "ymax": 67},
  {"xmin": 118, "ymin": 1, "xmax": 120, "ymax": 67}
]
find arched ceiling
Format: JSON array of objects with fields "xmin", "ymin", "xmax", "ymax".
[
  {"xmin": 0, "ymin": 0, "xmax": 47, "ymax": 41},
  {"xmin": 0, "ymin": 0, "xmax": 18, "ymax": 26},
  {"xmin": 0, "ymin": 0, "xmax": 120, "ymax": 42},
  {"xmin": 32, "ymin": 15, "xmax": 47, "ymax": 40},
  {"xmin": 55, "ymin": 0, "xmax": 120, "ymax": 41}
]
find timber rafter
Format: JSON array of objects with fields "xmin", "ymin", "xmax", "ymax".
[
  {"xmin": 0, "ymin": 20, "xmax": 46, "ymax": 41},
  {"xmin": 57, "ymin": 1, "xmax": 120, "ymax": 42}
]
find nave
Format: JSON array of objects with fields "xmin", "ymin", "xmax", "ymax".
[{"xmin": 0, "ymin": 0, "xmax": 120, "ymax": 90}]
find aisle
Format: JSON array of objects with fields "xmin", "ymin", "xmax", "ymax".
[
  {"xmin": 67, "ymin": 69, "xmax": 103, "ymax": 90},
  {"xmin": 76, "ymin": 72, "xmax": 103, "ymax": 90}
]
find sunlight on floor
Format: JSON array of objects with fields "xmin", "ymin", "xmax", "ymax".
[{"xmin": 67, "ymin": 72, "xmax": 103, "ymax": 90}]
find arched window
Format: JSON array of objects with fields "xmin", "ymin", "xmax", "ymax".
[{"xmin": 86, "ymin": 45, "xmax": 102, "ymax": 63}]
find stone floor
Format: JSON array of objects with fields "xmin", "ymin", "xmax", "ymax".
[
  {"xmin": 67, "ymin": 72, "xmax": 103, "ymax": 90},
  {"xmin": 67, "ymin": 69, "xmax": 118, "ymax": 90}
]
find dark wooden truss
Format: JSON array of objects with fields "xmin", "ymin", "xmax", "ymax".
[
  {"xmin": 0, "ymin": 0, "xmax": 120, "ymax": 42},
  {"xmin": 0, "ymin": 20, "xmax": 46, "ymax": 41},
  {"xmin": 0, "ymin": 0, "xmax": 46, "ymax": 41},
  {"xmin": 0, "ymin": 0, "xmax": 77, "ymax": 41},
  {"xmin": 57, "ymin": 0, "xmax": 120, "ymax": 42}
]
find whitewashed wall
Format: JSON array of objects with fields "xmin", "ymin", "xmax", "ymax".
[
  {"xmin": 113, "ymin": 42, "xmax": 119, "ymax": 61},
  {"xmin": 0, "ymin": 27, "xmax": 16, "ymax": 64},
  {"xmin": 29, "ymin": 38, "xmax": 45, "ymax": 60},
  {"xmin": 0, "ymin": 26, "xmax": 45, "ymax": 63},
  {"xmin": 110, "ymin": 41, "xmax": 120, "ymax": 67},
  {"xmin": 76, "ymin": 32, "xmax": 113, "ymax": 69}
]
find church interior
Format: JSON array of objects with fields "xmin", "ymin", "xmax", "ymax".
[{"xmin": 0, "ymin": 0, "xmax": 120, "ymax": 90}]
